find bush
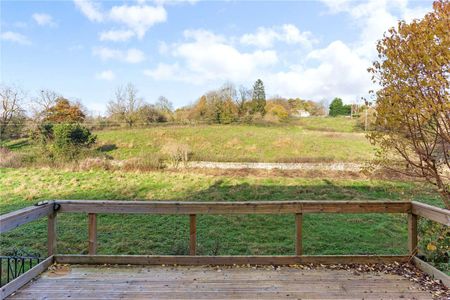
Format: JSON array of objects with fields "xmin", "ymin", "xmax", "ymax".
[
  {"xmin": 78, "ymin": 157, "xmax": 113, "ymax": 171},
  {"xmin": 52, "ymin": 123, "xmax": 96, "ymax": 160},
  {"xmin": 418, "ymin": 220, "xmax": 449, "ymax": 272},
  {"xmin": 122, "ymin": 155, "xmax": 165, "ymax": 171},
  {"xmin": 265, "ymin": 103, "xmax": 289, "ymax": 122},
  {"xmin": 161, "ymin": 141, "xmax": 192, "ymax": 167}
]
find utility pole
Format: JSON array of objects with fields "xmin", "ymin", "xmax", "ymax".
[{"xmin": 364, "ymin": 99, "xmax": 370, "ymax": 131}]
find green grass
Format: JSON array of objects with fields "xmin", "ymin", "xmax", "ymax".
[
  {"xmin": 3, "ymin": 118, "xmax": 372, "ymax": 163},
  {"xmin": 294, "ymin": 116, "xmax": 360, "ymax": 133},
  {"xmin": 1, "ymin": 168, "xmax": 443, "ymax": 259},
  {"xmin": 95, "ymin": 123, "xmax": 372, "ymax": 162}
]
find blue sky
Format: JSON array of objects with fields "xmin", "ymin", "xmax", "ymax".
[{"xmin": 1, "ymin": 0, "xmax": 433, "ymax": 115}]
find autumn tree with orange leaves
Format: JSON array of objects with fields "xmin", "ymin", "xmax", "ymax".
[
  {"xmin": 44, "ymin": 97, "xmax": 85, "ymax": 124},
  {"xmin": 368, "ymin": 0, "xmax": 450, "ymax": 208}
]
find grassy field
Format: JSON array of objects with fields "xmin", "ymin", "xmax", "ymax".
[
  {"xmin": 95, "ymin": 123, "xmax": 372, "ymax": 163},
  {"xmin": 2, "ymin": 117, "xmax": 373, "ymax": 163},
  {"xmin": 294, "ymin": 117, "xmax": 360, "ymax": 133},
  {"xmin": 1, "ymin": 168, "xmax": 443, "ymax": 260}
]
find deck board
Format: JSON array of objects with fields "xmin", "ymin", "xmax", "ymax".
[{"xmin": 8, "ymin": 265, "xmax": 433, "ymax": 299}]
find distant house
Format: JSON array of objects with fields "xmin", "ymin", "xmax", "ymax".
[{"xmin": 293, "ymin": 109, "xmax": 311, "ymax": 118}]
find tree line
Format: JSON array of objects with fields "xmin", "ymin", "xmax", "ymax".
[{"xmin": 0, "ymin": 79, "xmax": 338, "ymax": 141}]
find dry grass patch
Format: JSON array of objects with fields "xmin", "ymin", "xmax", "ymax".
[
  {"xmin": 0, "ymin": 147, "xmax": 23, "ymax": 168},
  {"xmin": 273, "ymin": 137, "xmax": 294, "ymax": 148}
]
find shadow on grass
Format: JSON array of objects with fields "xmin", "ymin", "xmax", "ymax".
[
  {"xmin": 4, "ymin": 139, "xmax": 30, "ymax": 150},
  {"xmin": 97, "ymin": 144, "xmax": 118, "ymax": 152}
]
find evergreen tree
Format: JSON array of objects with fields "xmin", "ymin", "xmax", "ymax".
[
  {"xmin": 329, "ymin": 97, "xmax": 351, "ymax": 117},
  {"xmin": 251, "ymin": 79, "xmax": 266, "ymax": 115}
]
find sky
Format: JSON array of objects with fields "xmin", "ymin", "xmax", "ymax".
[{"xmin": 1, "ymin": 0, "xmax": 434, "ymax": 115}]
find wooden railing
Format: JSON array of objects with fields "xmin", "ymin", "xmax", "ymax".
[{"xmin": 0, "ymin": 200, "xmax": 449, "ymax": 298}]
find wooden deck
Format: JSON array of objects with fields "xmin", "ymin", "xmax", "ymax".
[{"xmin": 8, "ymin": 265, "xmax": 433, "ymax": 299}]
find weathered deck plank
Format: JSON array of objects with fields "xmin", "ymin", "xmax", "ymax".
[{"xmin": 8, "ymin": 265, "xmax": 433, "ymax": 299}]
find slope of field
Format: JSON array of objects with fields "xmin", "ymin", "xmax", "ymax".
[
  {"xmin": 1, "ymin": 168, "xmax": 443, "ymax": 260},
  {"xmin": 96, "ymin": 123, "xmax": 372, "ymax": 163}
]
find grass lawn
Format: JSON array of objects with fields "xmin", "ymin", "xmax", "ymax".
[
  {"xmin": 1, "ymin": 168, "xmax": 443, "ymax": 260},
  {"xmin": 95, "ymin": 123, "xmax": 372, "ymax": 162}
]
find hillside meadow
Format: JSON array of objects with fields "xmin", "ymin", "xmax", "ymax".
[
  {"xmin": 2, "ymin": 117, "xmax": 372, "ymax": 164},
  {"xmin": 96, "ymin": 123, "xmax": 371, "ymax": 162}
]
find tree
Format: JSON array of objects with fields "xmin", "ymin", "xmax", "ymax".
[
  {"xmin": 44, "ymin": 97, "xmax": 85, "ymax": 123},
  {"xmin": 368, "ymin": 0, "xmax": 450, "ymax": 208},
  {"xmin": 31, "ymin": 89, "xmax": 60, "ymax": 123},
  {"xmin": 138, "ymin": 104, "xmax": 167, "ymax": 124},
  {"xmin": 329, "ymin": 98, "xmax": 351, "ymax": 117},
  {"xmin": 0, "ymin": 85, "xmax": 26, "ymax": 141},
  {"xmin": 237, "ymin": 85, "xmax": 251, "ymax": 117},
  {"xmin": 251, "ymin": 79, "xmax": 266, "ymax": 115},
  {"xmin": 155, "ymin": 96, "xmax": 173, "ymax": 113},
  {"xmin": 107, "ymin": 83, "xmax": 143, "ymax": 127}
]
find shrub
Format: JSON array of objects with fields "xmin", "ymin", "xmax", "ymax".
[
  {"xmin": 264, "ymin": 103, "xmax": 289, "ymax": 122},
  {"xmin": 122, "ymin": 155, "xmax": 165, "ymax": 171},
  {"xmin": 78, "ymin": 157, "xmax": 113, "ymax": 171},
  {"xmin": 418, "ymin": 220, "xmax": 449, "ymax": 272},
  {"xmin": 52, "ymin": 123, "xmax": 96, "ymax": 160},
  {"xmin": 161, "ymin": 141, "xmax": 192, "ymax": 167}
]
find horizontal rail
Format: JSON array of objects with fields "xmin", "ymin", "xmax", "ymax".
[
  {"xmin": 56, "ymin": 200, "xmax": 412, "ymax": 214},
  {"xmin": 54, "ymin": 254, "xmax": 410, "ymax": 266},
  {"xmin": 412, "ymin": 257, "xmax": 450, "ymax": 288},
  {"xmin": 0, "ymin": 203, "xmax": 54, "ymax": 234},
  {"xmin": 411, "ymin": 201, "xmax": 450, "ymax": 226}
]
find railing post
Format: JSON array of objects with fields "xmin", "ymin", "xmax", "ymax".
[
  {"xmin": 47, "ymin": 211, "xmax": 57, "ymax": 257},
  {"xmin": 295, "ymin": 213, "xmax": 303, "ymax": 256},
  {"xmin": 88, "ymin": 213, "xmax": 97, "ymax": 255},
  {"xmin": 408, "ymin": 213, "xmax": 418, "ymax": 255},
  {"xmin": 189, "ymin": 214, "xmax": 196, "ymax": 256}
]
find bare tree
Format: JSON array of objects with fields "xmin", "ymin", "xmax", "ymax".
[
  {"xmin": 155, "ymin": 96, "xmax": 173, "ymax": 113},
  {"xmin": 31, "ymin": 89, "xmax": 60, "ymax": 122},
  {"xmin": 107, "ymin": 83, "xmax": 143, "ymax": 127},
  {"xmin": 0, "ymin": 85, "xmax": 26, "ymax": 141},
  {"xmin": 237, "ymin": 85, "xmax": 252, "ymax": 116}
]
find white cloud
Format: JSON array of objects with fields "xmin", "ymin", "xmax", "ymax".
[
  {"xmin": 74, "ymin": 0, "xmax": 104, "ymax": 22},
  {"xmin": 73, "ymin": 1, "xmax": 167, "ymax": 40},
  {"xmin": 109, "ymin": 4, "xmax": 167, "ymax": 39},
  {"xmin": 125, "ymin": 48, "xmax": 146, "ymax": 63},
  {"xmin": 99, "ymin": 29, "xmax": 135, "ymax": 42},
  {"xmin": 144, "ymin": 63, "xmax": 182, "ymax": 80},
  {"xmin": 32, "ymin": 13, "xmax": 57, "ymax": 27},
  {"xmin": 319, "ymin": 0, "xmax": 431, "ymax": 59},
  {"xmin": 240, "ymin": 24, "xmax": 316, "ymax": 49},
  {"xmin": 145, "ymin": 29, "xmax": 278, "ymax": 84},
  {"xmin": 93, "ymin": 47, "xmax": 146, "ymax": 63},
  {"xmin": 268, "ymin": 41, "xmax": 372, "ymax": 101},
  {"xmin": 0, "ymin": 31, "xmax": 31, "ymax": 45},
  {"xmin": 153, "ymin": 0, "xmax": 199, "ymax": 5},
  {"xmin": 95, "ymin": 70, "xmax": 115, "ymax": 80}
]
